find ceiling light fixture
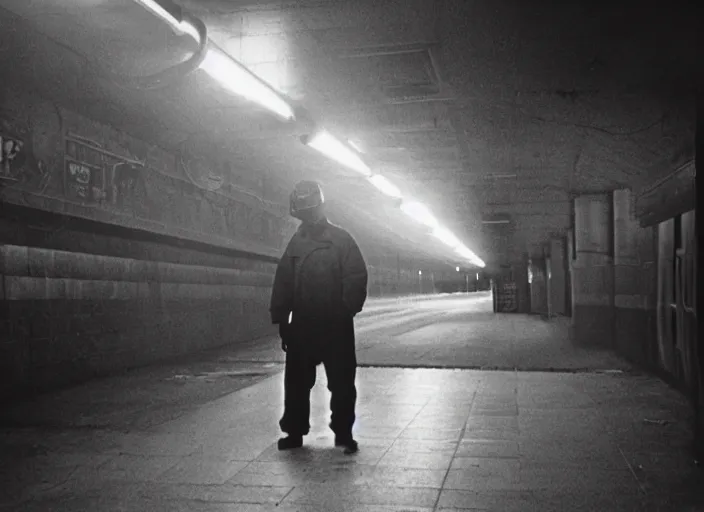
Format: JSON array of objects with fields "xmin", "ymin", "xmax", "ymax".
[
  {"xmin": 400, "ymin": 201, "xmax": 438, "ymax": 229},
  {"xmin": 133, "ymin": 0, "xmax": 484, "ymax": 270},
  {"xmin": 132, "ymin": 1, "xmax": 294, "ymax": 120},
  {"xmin": 455, "ymin": 244, "xmax": 485, "ymax": 268},
  {"xmin": 302, "ymin": 130, "xmax": 372, "ymax": 176},
  {"xmin": 348, "ymin": 140, "xmax": 364, "ymax": 153},
  {"xmin": 368, "ymin": 175, "xmax": 402, "ymax": 198},
  {"xmin": 484, "ymin": 173, "xmax": 517, "ymax": 180},
  {"xmin": 200, "ymin": 45, "xmax": 295, "ymax": 121},
  {"xmin": 432, "ymin": 226, "xmax": 461, "ymax": 248},
  {"xmin": 133, "ymin": 0, "xmax": 201, "ymax": 42}
]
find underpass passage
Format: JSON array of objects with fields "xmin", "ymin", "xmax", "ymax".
[
  {"xmin": 220, "ymin": 292, "xmax": 634, "ymax": 372},
  {"xmin": 0, "ymin": 291, "xmax": 631, "ymax": 435},
  {"xmin": 0, "ymin": 0, "xmax": 701, "ymax": 510},
  {"xmin": 0, "ymin": 299, "xmax": 702, "ymax": 511},
  {"xmin": 353, "ymin": 292, "xmax": 632, "ymax": 371}
]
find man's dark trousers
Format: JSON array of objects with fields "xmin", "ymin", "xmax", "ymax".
[{"xmin": 279, "ymin": 316, "xmax": 357, "ymax": 440}]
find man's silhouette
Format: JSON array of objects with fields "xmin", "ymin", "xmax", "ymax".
[{"xmin": 270, "ymin": 180, "xmax": 368, "ymax": 454}]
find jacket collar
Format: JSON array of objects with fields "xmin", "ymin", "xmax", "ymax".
[{"xmin": 298, "ymin": 217, "xmax": 330, "ymax": 239}]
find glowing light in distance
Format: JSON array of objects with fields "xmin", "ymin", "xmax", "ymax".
[
  {"xmin": 368, "ymin": 175, "xmax": 402, "ymax": 198},
  {"xmin": 133, "ymin": 0, "xmax": 201, "ymax": 42},
  {"xmin": 456, "ymin": 244, "xmax": 485, "ymax": 268},
  {"xmin": 305, "ymin": 131, "xmax": 371, "ymax": 176},
  {"xmin": 400, "ymin": 201, "xmax": 438, "ymax": 228},
  {"xmin": 200, "ymin": 47, "xmax": 295, "ymax": 120}
]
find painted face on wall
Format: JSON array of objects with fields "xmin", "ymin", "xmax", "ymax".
[{"xmin": 0, "ymin": 136, "xmax": 23, "ymax": 164}]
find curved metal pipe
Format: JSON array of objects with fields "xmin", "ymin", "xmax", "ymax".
[{"xmin": 97, "ymin": 13, "xmax": 209, "ymax": 91}]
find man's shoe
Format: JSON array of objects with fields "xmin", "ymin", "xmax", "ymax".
[
  {"xmin": 277, "ymin": 435, "xmax": 303, "ymax": 450},
  {"xmin": 335, "ymin": 436, "xmax": 359, "ymax": 454}
]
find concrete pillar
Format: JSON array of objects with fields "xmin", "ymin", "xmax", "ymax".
[
  {"xmin": 571, "ymin": 194, "xmax": 614, "ymax": 347},
  {"xmin": 566, "ymin": 228, "xmax": 574, "ymax": 316},
  {"xmin": 528, "ymin": 256, "xmax": 548, "ymax": 315},
  {"xmin": 545, "ymin": 254, "xmax": 553, "ymax": 317},
  {"xmin": 514, "ymin": 258, "xmax": 531, "ymax": 314},
  {"xmin": 549, "ymin": 238, "xmax": 567, "ymax": 315},
  {"xmin": 612, "ymin": 189, "xmax": 658, "ymax": 367}
]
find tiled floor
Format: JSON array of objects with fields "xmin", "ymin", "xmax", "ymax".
[
  {"xmin": 1, "ymin": 295, "xmax": 702, "ymax": 510},
  {"xmin": 2, "ymin": 366, "xmax": 703, "ymax": 511}
]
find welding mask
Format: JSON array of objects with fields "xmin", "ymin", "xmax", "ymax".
[{"xmin": 290, "ymin": 180, "xmax": 324, "ymax": 219}]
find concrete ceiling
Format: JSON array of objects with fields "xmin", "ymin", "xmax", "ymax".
[{"xmin": 0, "ymin": 0, "xmax": 697, "ymax": 269}]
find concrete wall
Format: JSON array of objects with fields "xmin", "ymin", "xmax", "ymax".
[
  {"xmin": 367, "ymin": 264, "xmax": 426, "ymax": 297},
  {"xmin": 549, "ymin": 238, "xmax": 567, "ymax": 315},
  {"xmin": 0, "ymin": 85, "xmax": 293, "ymax": 402},
  {"xmin": 366, "ymin": 252, "xmax": 484, "ymax": 296},
  {"xmin": 613, "ymin": 189, "xmax": 658, "ymax": 368},
  {"xmin": 569, "ymin": 185, "xmax": 696, "ymax": 387},
  {"xmin": 528, "ymin": 257, "xmax": 548, "ymax": 315},
  {"xmin": 571, "ymin": 194, "xmax": 614, "ymax": 347},
  {"xmin": 366, "ymin": 252, "xmax": 422, "ymax": 296},
  {"xmin": 0, "ymin": 86, "xmax": 298, "ymax": 258},
  {"xmin": 569, "ymin": 190, "xmax": 661, "ymax": 359},
  {"xmin": 0, "ymin": 205, "xmax": 278, "ymax": 402}
]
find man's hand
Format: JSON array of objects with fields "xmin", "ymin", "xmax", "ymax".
[{"xmin": 279, "ymin": 322, "xmax": 290, "ymax": 352}]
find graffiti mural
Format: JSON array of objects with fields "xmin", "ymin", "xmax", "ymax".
[
  {"xmin": 1, "ymin": 93, "xmax": 294, "ymax": 254},
  {"xmin": 177, "ymin": 137, "xmax": 227, "ymax": 192},
  {"xmin": 0, "ymin": 112, "xmax": 55, "ymax": 195},
  {"xmin": 0, "ymin": 134, "xmax": 23, "ymax": 179},
  {"xmin": 111, "ymin": 162, "xmax": 143, "ymax": 208},
  {"xmin": 65, "ymin": 159, "xmax": 100, "ymax": 202},
  {"xmin": 1, "ymin": 111, "xmax": 28, "ymax": 185},
  {"xmin": 64, "ymin": 133, "xmax": 147, "ymax": 207}
]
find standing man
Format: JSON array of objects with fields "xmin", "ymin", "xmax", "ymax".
[{"xmin": 270, "ymin": 180, "xmax": 368, "ymax": 454}]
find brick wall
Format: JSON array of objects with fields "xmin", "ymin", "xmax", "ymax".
[{"xmin": 0, "ymin": 206, "xmax": 277, "ymax": 402}]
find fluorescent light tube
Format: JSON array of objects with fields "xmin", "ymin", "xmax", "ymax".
[
  {"xmin": 456, "ymin": 245, "xmax": 485, "ymax": 268},
  {"xmin": 305, "ymin": 130, "xmax": 371, "ymax": 176},
  {"xmin": 481, "ymin": 219, "xmax": 511, "ymax": 224},
  {"xmin": 200, "ymin": 47, "xmax": 295, "ymax": 121},
  {"xmin": 484, "ymin": 173, "xmax": 517, "ymax": 179},
  {"xmin": 348, "ymin": 140, "xmax": 364, "ymax": 153},
  {"xmin": 134, "ymin": 1, "xmax": 293, "ymax": 120},
  {"xmin": 400, "ymin": 201, "xmax": 438, "ymax": 228},
  {"xmin": 133, "ymin": 0, "xmax": 201, "ymax": 42},
  {"xmin": 369, "ymin": 175, "xmax": 402, "ymax": 198},
  {"xmin": 433, "ymin": 226, "xmax": 461, "ymax": 248}
]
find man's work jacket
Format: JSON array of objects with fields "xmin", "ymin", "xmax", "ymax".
[{"xmin": 270, "ymin": 219, "xmax": 368, "ymax": 325}]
